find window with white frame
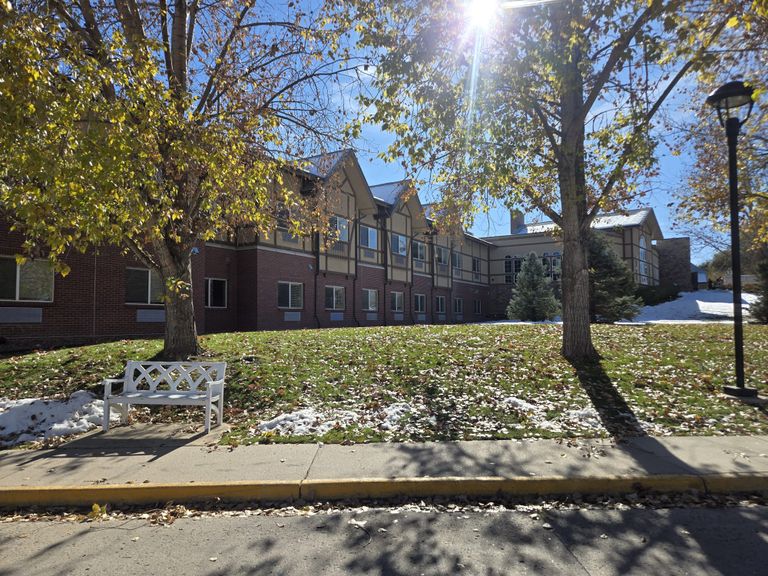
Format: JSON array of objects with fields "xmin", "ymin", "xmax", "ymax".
[
  {"xmin": 504, "ymin": 256, "xmax": 513, "ymax": 284},
  {"xmin": 125, "ymin": 267, "xmax": 164, "ymax": 304},
  {"xmin": 414, "ymin": 293, "xmax": 426, "ymax": 313},
  {"xmin": 435, "ymin": 295, "xmax": 446, "ymax": 313},
  {"xmin": 277, "ymin": 281, "xmax": 303, "ymax": 309},
  {"xmin": 472, "ymin": 257, "xmax": 481, "ymax": 280},
  {"xmin": 362, "ymin": 288, "xmax": 378, "ymax": 311},
  {"xmin": 329, "ymin": 215, "xmax": 349, "ymax": 242},
  {"xmin": 412, "ymin": 240, "xmax": 426, "ymax": 261},
  {"xmin": 451, "ymin": 252, "xmax": 463, "ymax": 270},
  {"xmin": 435, "ymin": 246, "xmax": 449, "ymax": 265},
  {"xmin": 0, "ymin": 257, "xmax": 54, "ymax": 302},
  {"xmin": 390, "ymin": 291, "xmax": 404, "ymax": 312},
  {"xmin": 325, "ymin": 285, "xmax": 345, "ymax": 310},
  {"xmin": 359, "ymin": 224, "xmax": 377, "ymax": 249},
  {"xmin": 639, "ymin": 235, "xmax": 649, "ymax": 284},
  {"xmin": 453, "ymin": 297, "xmax": 463, "ymax": 314},
  {"xmin": 474, "ymin": 299, "xmax": 482, "ymax": 315},
  {"xmin": 391, "ymin": 233, "xmax": 407, "ymax": 256},
  {"xmin": 204, "ymin": 278, "xmax": 227, "ymax": 308}
]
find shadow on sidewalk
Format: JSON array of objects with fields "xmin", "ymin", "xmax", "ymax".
[{"xmin": 1, "ymin": 424, "xmax": 209, "ymax": 472}]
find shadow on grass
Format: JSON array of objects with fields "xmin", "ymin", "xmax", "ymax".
[{"xmin": 568, "ymin": 358, "xmax": 647, "ymax": 439}]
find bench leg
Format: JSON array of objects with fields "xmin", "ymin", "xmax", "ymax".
[
  {"xmin": 217, "ymin": 393, "xmax": 224, "ymax": 427},
  {"xmin": 205, "ymin": 402, "xmax": 212, "ymax": 434},
  {"xmin": 103, "ymin": 399, "xmax": 110, "ymax": 432},
  {"xmin": 121, "ymin": 403, "xmax": 130, "ymax": 424}
]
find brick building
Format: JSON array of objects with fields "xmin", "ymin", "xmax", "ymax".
[{"xmin": 0, "ymin": 150, "xmax": 691, "ymax": 349}]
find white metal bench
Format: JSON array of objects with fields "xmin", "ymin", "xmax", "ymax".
[{"xmin": 103, "ymin": 361, "xmax": 226, "ymax": 433}]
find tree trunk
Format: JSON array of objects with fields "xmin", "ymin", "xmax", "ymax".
[
  {"xmin": 554, "ymin": 0, "xmax": 598, "ymax": 362},
  {"xmin": 160, "ymin": 252, "xmax": 199, "ymax": 359},
  {"xmin": 561, "ymin": 216, "xmax": 597, "ymax": 361}
]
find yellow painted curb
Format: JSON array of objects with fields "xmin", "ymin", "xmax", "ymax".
[
  {"xmin": 299, "ymin": 475, "xmax": 707, "ymax": 501},
  {"xmin": 0, "ymin": 481, "xmax": 301, "ymax": 508},
  {"xmin": 3, "ymin": 473, "xmax": 766, "ymax": 509},
  {"xmin": 701, "ymin": 473, "xmax": 768, "ymax": 494}
]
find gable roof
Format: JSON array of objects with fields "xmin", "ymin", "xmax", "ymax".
[
  {"xmin": 370, "ymin": 180, "xmax": 409, "ymax": 207},
  {"xmin": 296, "ymin": 149, "xmax": 353, "ymax": 179},
  {"xmin": 503, "ymin": 208, "xmax": 659, "ymax": 237}
]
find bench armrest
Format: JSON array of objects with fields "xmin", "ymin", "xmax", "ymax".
[
  {"xmin": 103, "ymin": 378, "xmax": 125, "ymax": 399},
  {"xmin": 207, "ymin": 378, "xmax": 225, "ymax": 397}
]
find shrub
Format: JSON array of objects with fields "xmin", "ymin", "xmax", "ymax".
[
  {"xmin": 506, "ymin": 252, "xmax": 560, "ymax": 321},
  {"xmin": 636, "ymin": 284, "xmax": 681, "ymax": 307},
  {"xmin": 588, "ymin": 233, "xmax": 642, "ymax": 323},
  {"xmin": 750, "ymin": 255, "xmax": 768, "ymax": 324}
]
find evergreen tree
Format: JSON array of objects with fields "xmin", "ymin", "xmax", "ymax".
[
  {"xmin": 750, "ymin": 255, "xmax": 768, "ymax": 324},
  {"xmin": 588, "ymin": 234, "xmax": 642, "ymax": 323},
  {"xmin": 507, "ymin": 253, "xmax": 560, "ymax": 321}
]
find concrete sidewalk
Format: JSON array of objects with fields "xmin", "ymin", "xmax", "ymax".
[{"xmin": 1, "ymin": 425, "xmax": 768, "ymax": 508}]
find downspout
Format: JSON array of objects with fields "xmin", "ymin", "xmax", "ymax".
[
  {"xmin": 92, "ymin": 252, "xmax": 97, "ymax": 337},
  {"xmin": 253, "ymin": 232, "xmax": 258, "ymax": 331},
  {"xmin": 408, "ymin": 234, "xmax": 415, "ymax": 325},
  {"xmin": 379, "ymin": 208, "xmax": 389, "ymax": 326},
  {"xmin": 352, "ymin": 215, "xmax": 360, "ymax": 326},
  {"xmin": 313, "ymin": 231, "xmax": 321, "ymax": 328},
  {"xmin": 448, "ymin": 241, "xmax": 454, "ymax": 323},
  {"xmin": 428, "ymin": 232, "xmax": 435, "ymax": 323}
]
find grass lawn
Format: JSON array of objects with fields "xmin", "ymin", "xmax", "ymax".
[{"xmin": 1, "ymin": 323, "xmax": 767, "ymax": 445}]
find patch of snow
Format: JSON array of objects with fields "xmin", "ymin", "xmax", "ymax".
[
  {"xmin": 503, "ymin": 396, "xmax": 538, "ymax": 413},
  {"xmin": 381, "ymin": 403, "xmax": 412, "ymax": 430},
  {"xmin": 257, "ymin": 408, "xmax": 358, "ymax": 436},
  {"xmin": 255, "ymin": 402, "xmax": 415, "ymax": 437},
  {"xmin": 626, "ymin": 290, "xmax": 758, "ymax": 324},
  {"xmin": 0, "ymin": 391, "xmax": 118, "ymax": 447}
]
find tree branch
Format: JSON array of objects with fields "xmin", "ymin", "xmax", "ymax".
[
  {"xmin": 194, "ymin": 0, "xmax": 256, "ymax": 115},
  {"xmin": 588, "ymin": 17, "xmax": 729, "ymax": 223}
]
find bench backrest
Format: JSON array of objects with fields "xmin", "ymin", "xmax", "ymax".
[{"xmin": 124, "ymin": 361, "xmax": 227, "ymax": 393}]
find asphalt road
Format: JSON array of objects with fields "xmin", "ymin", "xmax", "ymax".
[{"xmin": 1, "ymin": 506, "xmax": 767, "ymax": 575}]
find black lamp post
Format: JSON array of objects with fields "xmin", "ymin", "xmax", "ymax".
[{"xmin": 705, "ymin": 80, "xmax": 757, "ymax": 398}]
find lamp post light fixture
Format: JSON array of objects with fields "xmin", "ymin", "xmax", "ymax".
[{"xmin": 705, "ymin": 80, "xmax": 757, "ymax": 398}]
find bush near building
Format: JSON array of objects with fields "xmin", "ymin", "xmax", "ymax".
[
  {"xmin": 588, "ymin": 234, "xmax": 642, "ymax": 323},
  {"xmin": 506, "ymin": 253, "xmax": 560, "ymax": 321}
]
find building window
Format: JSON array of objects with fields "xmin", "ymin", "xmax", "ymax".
[
  {"xmin": 329, "ymin": 215, "xmax": 349, "ymax": 243},
  {"xmin": 414, "ymin": 293, "xmax": 426, "ymax": 313},
  {"xmin": 359, "ymin": 224, "xmax": 377, "ymax": 249},
  {"xmin": 453, "ymin": 297, "xmax": 463, "ymax": 315},
  {"xmin": 278, "ymin": 281, "xmax": 303, "ymax": 309},
  {"xmin": 639, "ymin": 235, "xmax": 649, "ymax": 284},
  {"xmin": 514, "ymin": 257, "xmax": 523, "ymax": 280},
  {"xmin": 451, "ymin": 252, "xmax": 463, "ymax": 270},
  {"xmin": 204, "ymin": 278, "xmax": 227, "ymax": 309},
  {"xmin": 552, "ymin": 252, "xmax": 562, "ymax": 282},
  {"xmin": 472, "ymin": 257, "xmax": 481, "ymax": 280},
  {"xmin": 362, "ymin": 288, "xmax": 378, "ymax": 311},
  {"xmin": 125, "ymin": 267, "xmax": 163, "ymax": 304},
  {"xmin": 504, "ymin": 256, "xmax": 513, "ymax": 284},
  {"xmin": 325, "ymin": 285, "xmax": 345, "ymax": 310},
  {"xmin": 435, "ymin": 246, "xmax": 449, "ymax": 265},
  {"xmin": 391, "ymin": 291, "xmax": 404, "ymax": 312},
  {"xmin": 391, "ymin": 233, "xmax": 407, "ymax": 256},
  {"xmin": 412, "ymin": 240, "xmax": 426, "ymax": 261},
  {"xmin": 0, "ymin": 257, "xmax": 54, "ymax": 302},
  {"xmin": 474, "ymin": 299, "xmax": 482, "ymax": 315},
  {"xmin": 276, "ymin": 203, "xmax": 290, "ymax": 230},
  {"xmin": 435, "ymin": 295, "xmax": 446, "ymax": 314}
]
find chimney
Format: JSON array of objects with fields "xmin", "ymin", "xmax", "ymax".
[{"xmin": 510, "ymin": 210, "xmax": 525, "ymax": 235}]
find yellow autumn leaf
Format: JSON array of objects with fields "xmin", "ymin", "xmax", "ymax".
[{"xmin": 726, "ymin": 16, "xmax": 739, "ymax": 28}]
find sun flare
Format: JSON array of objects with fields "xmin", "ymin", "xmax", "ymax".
[{"xmin": 465, "ymin": 0, "xmax": 498, "ymax": 31}]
